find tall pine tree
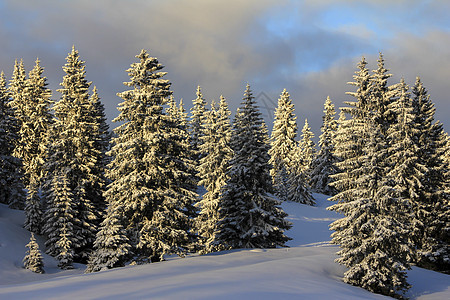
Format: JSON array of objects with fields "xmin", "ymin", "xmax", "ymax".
[
  {"xmin": 410, "ymin": 77, "xmax": 449, "ymax": 272},
  {"xmin": 286, "ymin": 119, "xmax": 316, "ymax": 205},
  {"xmin": 22, "ymin": 59, "xmax": 53, "ymax": 234},
  {"xmin": 8, "ymin": 59, "xmax": 28, "ymax": 166},
  {"xmin": 269, "ymin": 89, "xmax": 298, "ymax": 201},
  {"xmin": 43, "ymin": 46, "xmax": 101, "ymax": 262},
  {"xmin": 286, "ymin": 141, "xmax": 315, "ymax": 205},
  {"xmin": 190, "ymin": 86, "xmax": 207, "ymax": 166},
  {"xmin": 0, "ymin": 71, "xmax": 26, "ymax": 209},
  {"xmin": 85, "ymin": 197, "xmax": 131, "ymax": 273},
  {"xmin": 215, "ymin": 84, "xmax": 291, "ymax": 249},
  {"xmin": 310, "ymin": 96, "xmax": 338, "ymax": 195},
  {"xmin": 298, "ymin": 119, "xmax": 316, "ymax": 181},
  {"xmin": 329, "ymin": 117, "xmax": 411, "ymax": 299},
  {"xmin": 43, "ymin": 172, "xmax": 79, "ymax": 269},
  {"xmin": 195, "ymin": 96, "xmax": 233, "ymax": 254},
  {"xmin": 106, "ymin": 49, "xmax": 196, "ymax": 263},
  {"xmin": 329, "ymin": 57, "xmax": 413, "ymax": 298}
]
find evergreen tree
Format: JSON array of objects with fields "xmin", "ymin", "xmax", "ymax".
[
  {"xmin": 331, "ymin": 57, "xmax": 371, "ymax": 201},
  {"xmin": 329, "ymin": 118, "xmax": 411, "ymax": 299},
  {"xmin": 44, "ymin": 46, "xmax": 99, "ymax": 262},
  {"xmin": 410, "ymin": 77, "xmax": 449, "ymax": 272},
  {"xmin": 298, "ymin": 119, "xmax": 316, "ymax": 182},
  {"xmin": 310, "ymin": 96, "xmax": 338, "ymax": 195},
  {"xmin": 8, "ymin": 59, "xmax": 27, "ymax": 163},
  {"xmin": 107, "ymin": 49, "xmax": 196, "ymax": 263},
  {"xmin": 268, "ymin": 89, "xmax": 298, "ymax": 201},
  {"xmin": 0, "ymin": 71, "xmax": 26, "ymax": 209},
  {"xmin": 85, "ymin": 199, "xmax": 131, "ymax": 273},
  {"xmin": 286, "ymin": 142, "xmax": 315, "ymax": 205},
  {"xmin": 195, "ymin": 96, "xmax": 233, "ymax": 254},
  {"xmin": 23, "ymin": 232, "xmax": 45, "ymax": 274},
  {"xmin": 166, "ymin": 96, "xmax": 198, "ymax": 248},
  {"xmin": 329, "ymin": 58, "xmax": 413, "ymax": 298},
  {"xmin": 369, "ymin": 53, "xmax": 395, "ymax": 131},
  {"xmin": 190, "ymin": 85, "xmax": 207, "ymax": 165},
  {"xmin": 22, "ymin": 59, "xmax": 53, "ymax": 234},
  {"xmin": 87, "ymin": 86, "xmax": 110, "ymax": 215},
  {"xmin": 43, "ymin": 172, "xmax": 79, "ymax": 269},
  {"xmin": 56, "ymin": 222, "xmax": 75, "ymax": 270},
  {"xmin": 286, "ymin": 119, "xmax": 316, "ymax": 205},
  {"xmin": 215, "ymin": 84, "xmax": 291, "ymax": 249}
]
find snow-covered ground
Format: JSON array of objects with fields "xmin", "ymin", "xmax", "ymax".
[{"xmin": 0, "ymin": 194, "xmax": 448, "ymax": 299}]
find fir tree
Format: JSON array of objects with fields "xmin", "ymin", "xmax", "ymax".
[
  {"xmin": 44, "ymin": 46, "xmax": 101, "ymax": 262},
  {"xmin": 369, "ymin": 53, "xmax": 395, "ymax": 131},
  {"xmin": 23, "ymin": 232, "xmax": 45, "ymax": 274},
  {"xmin": 56, "ymin": 222, "xmax": 75, "ymax": 270},
  {"xmin": 410, "ymin": 77, "xmax": 449, "ymax": 272},
  {"xmin": 286, "ymin": 142, "xmax": 315, "ymax": 205},
  {"xmin": 43, "ymin": 172, "xmax": 79, "ymax": 269},
  {"xmin": 0, "ymin": 71, "xmax": 26, "ymax": 209},
  {"xmin": 8, "ymin": 59, "xmax": 27, "ymax": 163},
  {"xmin": 310, "ymin": 96, "xmax": 338, "ymax": 195},
  {"xmin": 190, "ymin": 85, "xmax": 207, "ymax": 165},
  {"xmin": 286, "ymin": 118, "xmax": 316, "ymax": 205},
  {"xmin": 329, "ymin": 58, "xmax": 413, "ymax": 298},
  {"xmin": 215, "ymin": 84, "xmax": 291, "ymax": 249},
  {"xmin": 107, "ymin": 49, "xmax": 196, "ymax": 263},
  {"xmin": 22, "ymin": 58, "xmax": 53, "ymax": 234},
  {"xmin": 329, "ymin": 118, "xmax": 411, "ymax": 299},
  {"xmin": 85, "ymin": 199, "xmax": 131, "ymax": 273},
  {"xmin": 166, "ymin": 96, "xmax": 198, "ymax": 249},
  {"xmin": 195, "ymin": 96, "xmax": 233, "ymax": 254},
  {"xmin": 331, "ymin": 57, "xmax": 371, "ymax": 201},
  {"xmin": 269, "ymin": 89, "xmax": 298, "ymax": 201},
  {"xmin": 298, "ymin": 118, "xmax": 316, "ymax": 182},
  {"xmin": 87, "ymin": 86, "xmax": 110, "ymax": 215}
]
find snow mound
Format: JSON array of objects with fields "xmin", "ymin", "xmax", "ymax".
[{"xmin": 0, "ymin": 196, "xmax": 448, "ymax": 299}]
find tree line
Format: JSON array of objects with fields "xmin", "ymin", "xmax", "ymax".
[{"xmin": 0, "ymin": 47, "xmax": 448, "ymax": 299}]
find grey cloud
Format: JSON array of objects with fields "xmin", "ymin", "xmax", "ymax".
[{"xmin": 0, "ymin": 0, "xmax": 449, "ymax": 138}]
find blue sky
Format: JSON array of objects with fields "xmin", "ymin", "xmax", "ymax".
[{"xmin": 0, "ymin": 0, "xmax": 449, "ymax": 135}]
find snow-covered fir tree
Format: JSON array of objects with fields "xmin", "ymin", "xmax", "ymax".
[
  {"xmin": 85, "ymin": 198, "xmax": 131, "ymax": 273},
  {"xmin": 43, "ymin": 46, "xmax": 101, "ymax": 262},
  {"xmin": 8, "ymin": 59, "xmax": 28, "ymax": 164},
  {"xmin": 310, "ymin": 96, "xmax": 338, "ymax": 195},
  {"xmin": 0, "ymin": 71, "xmax": 26, "ymax": 209},
  {"xmin": 43, "ymin": 172, "xmax": 79, "ymax": 269},
  {"xmin": 23, "ymin": 232, "xmax": 45, "ymax": 274},
  {"xmin": 106, "ymin": 49, "xmax": 196, "ymax": 263},
  {"xmin": 331, "ymin": 57, "xmax": 372, "ymax": 201},
  {"xmin": 166, "ymin": 95, "xmax": 198, "ymax": 247},
  {"xmin": 329, "ymin": 117, "xmax": 411, "ymax": 299},
  {"xmin": 87, "ymin": 86, "xmax": 110, "ymax": 214},
  {"xmin": 215, "ymin": 84, "xmax": 291, "ymax": 249},
  {"xmin": 286, "ymin": 118, "xmax": 316, "ymax": 205},
  {"xmin": 299, "ymin": 118, "xmax": 316, "ymax": 184},
  {"xmin": 22, "ymin": 59, "xmax": 53, "ymax": 234},
  {"xmin": 410, "ymin": 77, "xmax": 449, "ymax": 272},
  {"xmin": 56, "ymin": 222, "xmax": 75, "ymax": 270},
  {"xmin": 190, "ymin": 85, "xmax": 207, "ymax": 166},
  {"xmin": 268, "ymin": 89, "xmax": 298, "ymax": 201},
  {"xmin": 195, "ymin": 96, "xmax": 233, "ymax": 254},
  {"xmin": 329, "ymin": 58, "xmax": 414, "ymax": 298},
  {"xmin": 286, "ymin": 141, "xmax": 315, "ymax": 205},
  {"xmin": 369, "ymin": 53, "xmax": 396, "ymax": 132}
]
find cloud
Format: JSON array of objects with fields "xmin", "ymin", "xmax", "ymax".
[{"xmin": 0, "ymin": 0, "xmax": 449, "ymax": 137}]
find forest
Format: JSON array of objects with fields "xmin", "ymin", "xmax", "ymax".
[{"xmin": 0, "ymin": 46, "xmax": 449, "ymax": 299}]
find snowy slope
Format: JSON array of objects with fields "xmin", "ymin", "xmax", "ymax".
[{"xmin": 0, "ymin": 194, "xmax": 448, "ymax": 299}]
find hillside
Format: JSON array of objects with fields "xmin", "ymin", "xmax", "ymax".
[{"xmin": 0, "ymin": 194, "xmax": 448, "ymax": 299}]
